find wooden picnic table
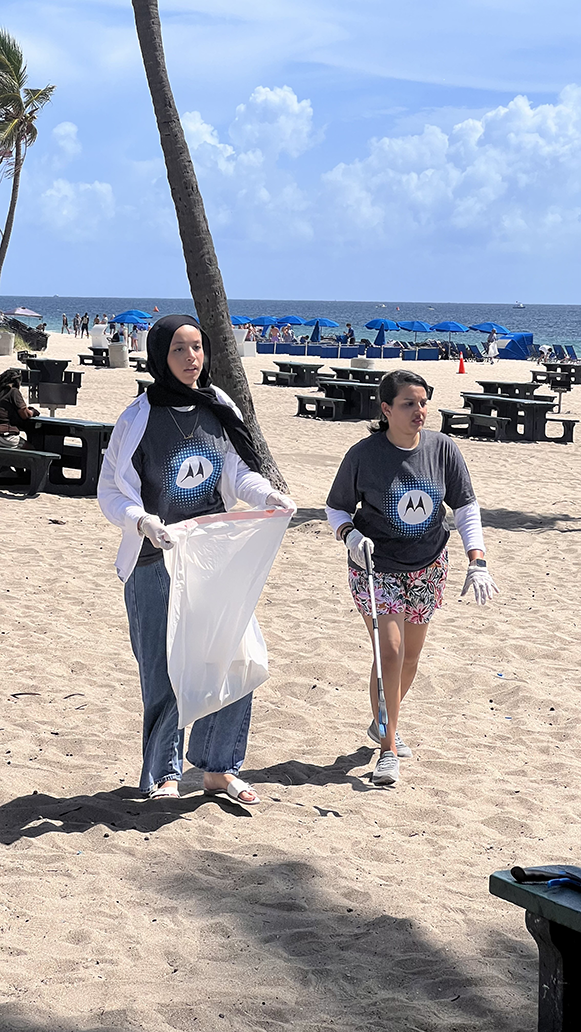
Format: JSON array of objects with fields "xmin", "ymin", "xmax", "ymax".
[
  {"xmin": 321, "ymin": 379, "xmax": 381, "ymax": 420},
  {"xmin": 461, "ymin": 392, "xmax": 557, "ymax": 442},
  {"xmin": 490, "ymin": 867, "xmax": 581, "ymax": 1031},
  {"xmin": 476, "ymin": 380, "xmax": 549, "ymax": 399},
  {"xmin": 273, "ymin": 360, "xmax": 323, "ymax": 387},
  {"xmin": 329, "ymin": 366, "xmax": 384, "ymax": 383}
]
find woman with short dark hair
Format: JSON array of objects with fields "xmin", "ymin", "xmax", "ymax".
[{"xmin": 326, "ymin": 370, "xmax": 498, "ymax": 786}]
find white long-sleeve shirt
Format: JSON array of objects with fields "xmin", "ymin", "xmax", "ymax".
[{"xmin": 97, "ymin": 389, "xmax": 274, "ymax": 582}]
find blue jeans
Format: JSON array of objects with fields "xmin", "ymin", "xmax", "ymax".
[{"xmin": 124, "ymin": 560, "xmax": 253, "ymax": 793}]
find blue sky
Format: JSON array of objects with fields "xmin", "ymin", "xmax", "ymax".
[{"xmin": 1, "ymin": 0, "xmax": 580, "ymax": 302}]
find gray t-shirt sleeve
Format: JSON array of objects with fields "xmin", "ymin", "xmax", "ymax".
[
  {"xmin": 441, "ymin": 438, "xmax": 476, "ymax": 510},
  {"xmin": 326, "ymin": 447, "xmax": 359, "ymax": 514}
]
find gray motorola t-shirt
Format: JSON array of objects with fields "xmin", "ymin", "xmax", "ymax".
[
  {"xmin": 132, "ymin": 405, "xmax": 228, "ymax": 565},
  {"xmin": 326, "ymin": 429, "xmax": 476, "ymax": 572}
]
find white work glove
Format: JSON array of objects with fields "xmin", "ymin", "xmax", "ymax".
[
  {"xmin": 460, "ymin": 561, "xmax": 499, "ymax": 605},
  {"xmin": 138, "ymin": 514, "xmax": 175, "ymax": 551},
  {"xmin": 345, "ymin": 528, "xmax": 374, "ymax": 570},
  {"xmin": 265, "ymin": 491, "xmax": 297, "ymax": 515}
]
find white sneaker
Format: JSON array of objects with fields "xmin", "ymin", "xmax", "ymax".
[
  {"xmin": 372, "ymin": 750, "xmax": 400, "ymax": 785},
  {"xmin": 367, "ymin": 721, "xmax": 413, "ymax": 758}
]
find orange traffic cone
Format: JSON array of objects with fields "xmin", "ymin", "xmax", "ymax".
[{"xmin": 458, "ymin": 352, "xmax": 466, "ymax": 374}]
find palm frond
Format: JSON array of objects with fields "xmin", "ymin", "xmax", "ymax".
[
  {"xmin": 23, "ymin": 85, "xmax": 55, "ymax": 110},
  {"xmin": 0, "ymin": 29, "xmax": 24, "ymax": 72}
]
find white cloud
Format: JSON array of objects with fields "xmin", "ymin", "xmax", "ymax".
[
  {"xmin": 181, "ymin": 87, "xmax": 314, "ymax": 242},
  {"xmin": 320, "ymin": 85, "xmax": 581, "ymax": 254},
  {"xmin": 229, "ymin": 85, "xmax": 315, "ymax": 158},
  {"xmin": 52, "ymin": 122, "xmax": 81, "ymax": 160},
  {"xmin": 39, "ymin": 178, "xmax": 115, "ymax": 241}
]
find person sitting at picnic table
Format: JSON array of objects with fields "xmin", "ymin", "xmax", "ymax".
[
  {"xmin": 325, "ymin": 369, "xmax": 499, "ymax": 787},
  {"xmin": 0, "ymin": 368, "xmax": 40, "ymax": 448},
  {"xmin": 97, "ymin": 314, "xmax": 295, "ymax": 803}
]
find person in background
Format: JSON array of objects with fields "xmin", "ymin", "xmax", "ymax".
[
  {"xmin": 486, "ymin": 328, "xmax": 497, "ymax": 347},
  {"xmin": 0, "ymin": 368, "xmax": 40, "ymax": 449},
  {"xmin": 268, "ymin": 325, "xmax": 281, "ymax": 343},
  {"xmin": 73, "ymin": 313, "xmax": 81, "ymax": 337},
  {"xmin": 93, "ymin": 315, "xmax": 101, "ymax": 326},
  {"xmin": 130, "ymin": 325, "xmax": 139, "ymax": 351},
  {"xmin": 102, "ymin": 314, "xmax": 109, "ymax": 326},
  {"xmin": 326, "ymin": 369, "xmax": 498, "ymax": 788},
  {"xmin": 344, "ymin": 323, "xmax": 355, "ymax": 345},
  {"xmin": 61, "ymin": 313, "xmax": 70, "ymax": 334},
  {"xmin": 80, "ymin": 313, "xmax": 90, "ymax": 338}
]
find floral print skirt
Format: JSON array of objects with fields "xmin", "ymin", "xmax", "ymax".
[{"xmin": 348, "ymin": 547, "xmax": 449, "ymax": 624}]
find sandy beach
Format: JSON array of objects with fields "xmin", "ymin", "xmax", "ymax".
[{"xmin": 1, "ymin": 332, "xmax": 580, "ymax": 1032}]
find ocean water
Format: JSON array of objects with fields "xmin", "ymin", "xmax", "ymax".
[{"xmin": 1, "ymin": 293, "xmax": 580, "ymax": 349}]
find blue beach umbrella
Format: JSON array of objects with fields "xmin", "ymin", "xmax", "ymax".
[
  {"xmin": 430, "ymin": 321, "xmax": 469, "ymax": 333},
  {"xmin": 373, "ymin": 325, "xmax": 386, "ymax": 347},
  {"xmin": 310, "ymin": 320, "xmax": 321, "ymax": 342},
  {"xmin": 275, "ymin": 315, "xmax": 305, "ymax": 326},
  {"xmin": 230, "ymin": 315, "xmax": 248, "ymax": 325},
  {"xmin": 469, "ymin": 322, "xmax": 510, "ymax": 335},
  {"xmin": 430, "ymin": 320, "xmax": 469, "ymax": 345},
  {"xmin": 251, "ymin": 316, "xmax": 278, "ymax": 326},
  {"xmin": 304, "ymin": 318, "xmax": 340, "ymax": 328},
  {"xmin": 365, "ymin": 318, "xmax": 399, "ymax": 331},
  {"xmin": 111, "ymin": 308, "xmax": 152, "ymax": 323},
  {"xmin": 397, "ymin": 320, "xmax": 432, "ymax": 343},
  {"xmin": 397, "ymin": 320, "xmax": 432, "ymax": 334}
]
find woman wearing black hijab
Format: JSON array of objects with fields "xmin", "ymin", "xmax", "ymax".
[{"xmin": 98, "ymin": 315, "xmax": 295, "ymax": 803}]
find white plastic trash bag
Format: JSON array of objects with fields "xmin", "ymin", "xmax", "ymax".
[{"xmin": 164, "ymin": 508, "xmax": 292, "ymax": 728}]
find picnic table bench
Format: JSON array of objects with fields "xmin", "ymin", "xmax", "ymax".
[
  {"xmin": 22, "ymin": 416, "xmax": 115, "ymax": 496},
  {"xmin": 273, "ymin": 360, "xmax": 324, "ymax": 387},
  {"xmin": 295, "ymin": 394, "xmax": 347, "ymax": 420},
  {"xmin": 261, "ymin": 369, "xmax": 297, "ymax": 387},
  {"xmin": 439, "ymin": 408, "xmax": 510, "ymax": 441},
  {"xmin": 0, "ymin": 444, "xmax": 61, "ymax": 495},
  {"xmin": 79, "ymin": 351, "xmax": 109, "ymax": 367},
  {"xmin": 136, "ymin": 378, "xmax": 154, "ymax": 396},
  {"xmin": 490, "ymin": 867, "xmax": 581, "ymax": 1031},
  {"xmin": 128, "ymin": 353, "xmax": 149, "ymax": 373}
]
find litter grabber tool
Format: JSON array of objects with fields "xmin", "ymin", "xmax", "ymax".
[{"xmin": 363, "ymin": 540, "xmax": 388, "ymax": 739}]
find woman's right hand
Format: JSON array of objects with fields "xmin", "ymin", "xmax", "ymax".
[
  {"xmin": 138, "ymin": 514, "xmax": 175, "ymax": 550},
  {"xmin": 345, "ymin": 528, "xmax": 374, "ymax": 569}
]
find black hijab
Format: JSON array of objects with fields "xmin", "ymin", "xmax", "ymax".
[{"xmin": 146, "ymin": 314, "xmax": 261, "ymax": 473}]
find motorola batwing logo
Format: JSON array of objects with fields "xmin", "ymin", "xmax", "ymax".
[
  {"xmin": 397, "ymin": 490, "xmax": 434, "ymax": 525},
  {"xmin": 176, "ymin": 455, "xmax": 214, "ymax": 489}
]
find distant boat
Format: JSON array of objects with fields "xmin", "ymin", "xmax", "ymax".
[{"xmin": 513, "ymin": 301, "xmax": 525, "ymax": 309}]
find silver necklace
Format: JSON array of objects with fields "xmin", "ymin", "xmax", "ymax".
[{"xmin": 166, "ymin": 406, "xmax": 199, "ymax": 441}]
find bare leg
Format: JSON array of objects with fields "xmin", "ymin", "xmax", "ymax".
[
  {"xmin": 400, "ymin": 621, "xmax": 430, "ymax": 701},
  {"xmin": 362, "ymin": 612, "xmax": 405, "ymax": 755}
]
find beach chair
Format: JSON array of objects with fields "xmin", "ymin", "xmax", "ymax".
[
  {"xmin": 469, "ymin": 344, "xmax": 486, "ymax": 362},
  {"xmin": 565, "ymin": 345, "xmax": 581, "ymax": 360},
  {"xmin": 553, "ymin": 345, "xmax": 567, "ymax": 360}
]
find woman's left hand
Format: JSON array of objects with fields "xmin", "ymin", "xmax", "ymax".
[
  {"xmin": 460, "ymin": 563, "xmax": 499, "ymax": 605},
  {"xmin": 265, "ymin": 491, "xmax": 297, "ymax": 515}
]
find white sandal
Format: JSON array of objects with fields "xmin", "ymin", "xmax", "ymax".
[
  {"xmin": 204, "ymin": 776, "xmax": 260, "ymax": 806},
  {"xmin": 149, "ymin": 783, "xmax": 180, "ymax": 799}
]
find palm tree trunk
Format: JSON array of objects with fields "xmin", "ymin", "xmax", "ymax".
[
  {"xmin": 131, "ymin": 0, "xmax": 287, "ymax": 490},
  {"xmin": 0, "ymin": 137, "xmax": 22, "ymax": 283}
]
